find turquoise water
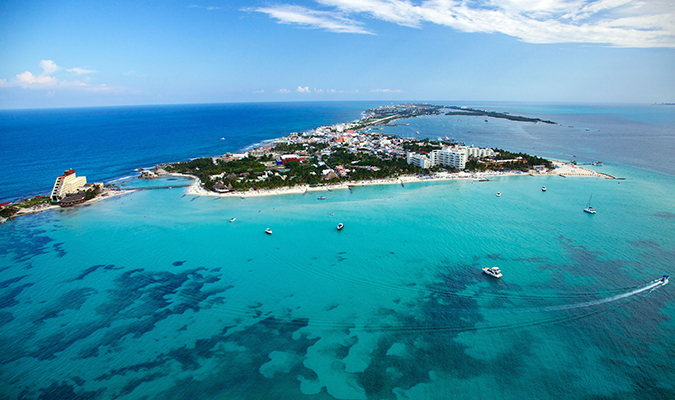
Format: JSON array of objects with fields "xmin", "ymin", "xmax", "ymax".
[{"xmin": 1, "ymin": 103, "xmax": 675, "ymax": 399}]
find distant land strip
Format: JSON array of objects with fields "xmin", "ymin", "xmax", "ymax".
[{"xmin": 445, "ymin": 106, "xmax": 556, "ymax": 124}]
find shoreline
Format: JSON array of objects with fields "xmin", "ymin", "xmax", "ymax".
[
  {"xmin": 8, "ymin": 188, "xmax": 135, "ymax": 219},
  {"xmin": 181, "ymin": 160, "xmax": 614, "ymax": 198}
]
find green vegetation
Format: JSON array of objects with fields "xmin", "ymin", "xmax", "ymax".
[
  {"xmin": 401, "ymin": 139, "xmax": 443, "ymax": 153},
  {"xmin": 84, "ymin": 186, "xmax": 101, "ymax": 201},
  {"xmin": 0, "ymin": 206, "xmax": 18, "ymax": 218},
  {"xmin": 165, "ymin": 156, "xmax": 268, "ymax": 191},
  {"xmin": 445, "ymin": 106, "xmax": 556, "ymax": 124},
  {"xmin": 16, "ymin": 196, "xmax": 50, "ymax": 208}
]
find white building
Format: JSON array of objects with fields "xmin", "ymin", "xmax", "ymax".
[
  {"xmin": 51, "ymin": 169, "xmax": 87, "ymax": 202},
  {"xmin": 433, "ymin": 146, "xmax": 468, "ymax": 170},
  {"xmin": 407, "ymin": 145, "xmax": 492, "ymax": 171},
  {"xmin": 407, "ymin": 152, "xmax": 433, "ymax": 169},
  {"xmin": 466, "ymin": 146, "xmax": 496, "ymax": 158}
]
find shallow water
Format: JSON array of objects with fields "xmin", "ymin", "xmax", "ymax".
[{"xmin": 1, "ymin": 103, "xmax": 674, "ymax": 399}]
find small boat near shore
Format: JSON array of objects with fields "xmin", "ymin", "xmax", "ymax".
[
  {"xmin": 542, "ymin": 186, "xmax": 547, "ymax": 192},
  {"xmin": 337, "ymin": 223, "xmax": 344, "ymax": 231},
  {"xmin": 318, "ymin": 196, "xmax": 326, "ymax": 200},
  {"xmin": 482, "ymin": 267, "xmax": 502, "ymax": 278},
  {"xmin": 661, "ymin": 275, "xmax": 669, "ymax": 285},
  {"xmin": 496, "ymin": 192, "xmax": 501, "ymax": 197},
  {"xmin": 229, "ymin": 217, "xmax": 236, "ymax": 223},
  {"xmin": 265, "ymin": 228, "xmax": 272, "ymax": 235}
]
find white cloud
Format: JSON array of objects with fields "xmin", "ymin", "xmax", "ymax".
[
  {"xmin": 370, "ymin": 88, "xmax": 403, "ymax": 92},
  {"xmin": 278, "ymin": 89, "xmax": 292, "ymax": 93},
  {"xmin": 256, "ymin": 0, "xmax": 675, "ymax": 47},
  {"xmin": 40, "ymin": 60, "xmax": 59, "ymax": 75},
  {"xmin": 16, "ymin": 71, "xmax": 58, "ymax": 88},
  {"xmin": 0, "ymin": 60, "xmax": 118, "ymax": 92},
  {"xmin": 67, "ymin": 67, "xmax": 95, "ymax": 75},
  {"xmin": 297, "ymin": 86, "xmax": 311, "ymax": 93},
  {"xmin": 253, "ymin": 89, "xmax": 265, "ymax": 93},
  {"xmin": 189, "ymin": 5, "xmax": 221, "ymax": 11},
  {"xmin": 251, "ymin": 5, "xmax": 374, "ymax": 34}
]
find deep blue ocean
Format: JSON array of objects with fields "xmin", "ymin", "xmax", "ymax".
[
  {"xmin": 1, "ymin": 102, "xmax": 674, "ymax": 400},
  {"xmin": 0, "ymin": 102, "xmax": 379, "ymax": 203}
]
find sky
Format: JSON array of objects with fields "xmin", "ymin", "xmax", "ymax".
[{"xmin": 1, "ymin": 0, "xmax": 674, "ymax": 109}]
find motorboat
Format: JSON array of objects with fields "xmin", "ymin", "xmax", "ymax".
[
  {"xmin": 318, "ymin": 196, "xmax": 326, "ymax": 200},
  {"xmin": 265, "ymin": 228, "xmax": 272, "ymax": 235},
  {"xmin": 229, "ymin": 217, "xmax": 236, "ymax": 223},
  {"xmin": 337, "ymin": 223, "xmax": 344, "ymax": 231},
  {"xmin": 542, "ymin": 186, "xmax": 547, "ymax": 192},
  {"xmin": 496, "ymin": 192, "xmax": 502, "ymax": 197},
  {"xmin": 482, "ymin": 267, "xmax": 502, "ymax": 278},
  {"xmin": 661, "ymin": 275, "xmax": 669, "ymax": 285}
]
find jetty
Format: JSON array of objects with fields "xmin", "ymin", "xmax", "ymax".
[{"xmin": 132, "ymin": 184, "xmax": 192, "ymax": 191}]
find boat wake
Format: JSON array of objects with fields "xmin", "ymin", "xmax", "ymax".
[{"xmin": 537, "ymin": 277, "xmax": 668, "ymax": 313}]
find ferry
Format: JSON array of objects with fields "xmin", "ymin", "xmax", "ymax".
[
  {"xmin": 542, "ymin": 186, "xmax": 547, "ymax": 192},
  {"xmin": 337, "ymin": 223, "xmax": 344, "ymax": 231},
  {"xmin": 482, "ymin": 267, "xmax": 503, "ymax": 278},
  {"xmin": 496, "ymin": 192, "xmax": 502, "ymax": 197},
  {"xmin": 265, "ymin": 228, "xmax": 272, "ymax": 235},
  {"xmin": 229, "ymin": 217, "xmax": 236, "ymax": 223}
]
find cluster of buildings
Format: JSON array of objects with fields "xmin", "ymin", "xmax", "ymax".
[
  {"xmin": 232, "ymin": 115, "xmax": 498, "ymax": 177},
  {"xmin": 406, "ymin": 145, "xmax": 496, "ymax": 170}
]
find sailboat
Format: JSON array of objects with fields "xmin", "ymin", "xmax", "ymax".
[{"xmin": 584, "ymin": 194, "xmax": 596, "ymax": 214}]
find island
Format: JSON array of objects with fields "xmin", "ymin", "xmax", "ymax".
[
  {"xmin": 445, "ymin": 106, "xmax": 556, "ymax": 124},
  {"xmin": 158, "ymin": 104, "xmax": 608, "ymax": 197},
  {"xmin": 0, "ymin": 103, "xmax": 609, "ymax": 221}
]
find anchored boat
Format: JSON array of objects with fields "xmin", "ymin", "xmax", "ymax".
[{"xmin": 482, "ymin": 267, "xmax": 502, "ymax": 278}]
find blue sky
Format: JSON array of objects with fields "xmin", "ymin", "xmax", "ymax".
[{"xmin": 1, "ymin": 0, "xmax": 674, "ymax": 108}]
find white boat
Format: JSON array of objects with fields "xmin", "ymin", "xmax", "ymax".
[
  {"xmin": 542, "ymin": 186, "xmax": 547, "ymax": 192},
  {"xmin": 496, "ymin": 192, "xmax": 502, "ymax": 197},
  {"xmin": 482, "ymin": 267, "xmax": 502, "ymax": 278},
  {"xmin": 584, "ymin": 194, "xmax": 596, "ymax": 214},
  {"xmin": 265, "ymin": 228, "xmax": 272, "ymax": 235},
  {"xmin": 661, "ymin": 275, "xmax": 669, "ymax": 285},
  {"xmin": 337, "ymin": 223, "xmax": 344, "ymax": 231},
  {"xmin": 229, "ymin": 218, "xmax": 236, "ymax": 223},
  {"xmin": 318, "ymin": 196, "xmax": 326, "ymax": 200}
]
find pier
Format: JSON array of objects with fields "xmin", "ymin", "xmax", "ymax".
[{"xmin": 126, "ymin": 184, "xmax": 192, "ymax": 191}]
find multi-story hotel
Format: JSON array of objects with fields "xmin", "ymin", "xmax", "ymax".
[
  {"xmin": 407, "ymin": 145, "xmax": 496, "ymax": 170},
  {"xmin": 50, "ymin": 169, "xmax": 87, "ymax": 202}
]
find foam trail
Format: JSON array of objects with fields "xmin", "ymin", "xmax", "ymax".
[{"xmin": 540, "ymin": 278, "xmax": 666, "ymax": 312}]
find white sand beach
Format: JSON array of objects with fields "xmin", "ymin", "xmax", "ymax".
[{"xmin": 183, "ymin": 160, "xmax": 613, "ymax": 198}]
